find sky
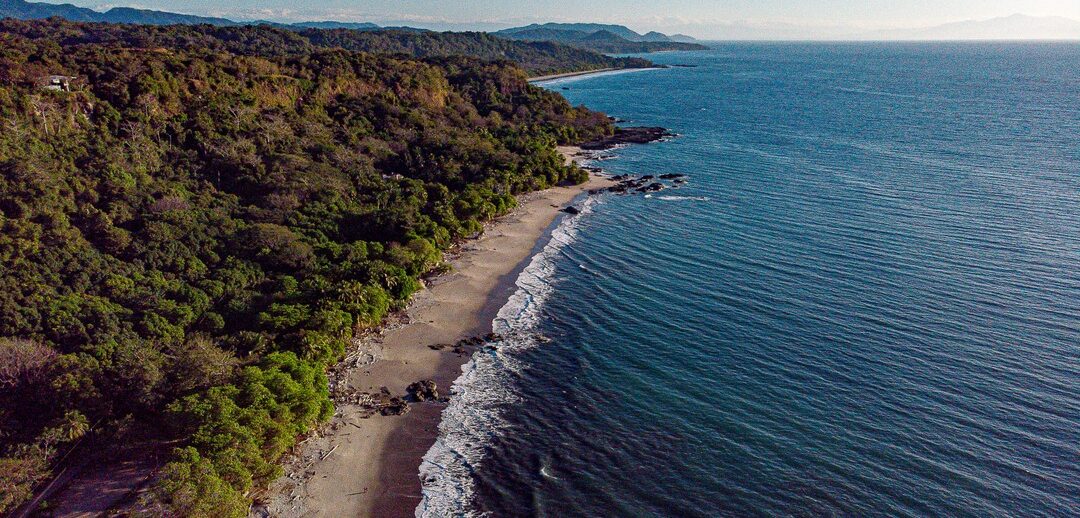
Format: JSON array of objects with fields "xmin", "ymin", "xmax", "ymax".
[{"xmin": 44, "ymin": 1, "xmax": 1080, "ymax": 39}]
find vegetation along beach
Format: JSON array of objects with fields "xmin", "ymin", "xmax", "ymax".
[
  {"xmin": 2, "ymin": 1, "xmax": 1079, "ymax": 517},
  {"xmin": 0, "ymin": 12, "xmax": 664, "ymax": 516}
]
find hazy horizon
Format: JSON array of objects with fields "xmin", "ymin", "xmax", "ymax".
[{"xmin": 27, "ymin": 0, "xmax": 1080, "ymax": 40}]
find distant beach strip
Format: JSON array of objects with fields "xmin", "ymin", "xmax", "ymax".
[{"xmin": 529, "ymin": 66, "xmax": 666, "ymax": 83}]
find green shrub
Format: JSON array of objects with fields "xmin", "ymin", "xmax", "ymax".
[{"xmin": 154, "ymin": 447, "xmax": 248, "ymax": 518}]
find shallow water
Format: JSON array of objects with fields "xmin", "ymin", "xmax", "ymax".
[{"xmin": 420, "ymin": 42, "xmax": 1080, "ymax": 517}]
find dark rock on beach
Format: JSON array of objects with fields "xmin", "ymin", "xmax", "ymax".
[
  {"xmin": 580, "ymin": 126, "xmax": 671, "ymax": 150},
  {"xmin": 561, "ymin": 206, "xmax": 581, "ymax": 215},
  {"xmin": 380, "ymin": 397, "xmax": 410, "ymax": 416},
  {"xmin": 437, "ymin": 334, "xmax": 504, "ymax": 355},
  {"xmin": 407, "ymin": 380, "xmax": 439, "ymax": 402}
]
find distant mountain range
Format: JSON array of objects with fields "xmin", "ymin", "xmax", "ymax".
[
  {"xmin": 0, "ymin": 0, "xmax": 241, "ymax": 25},
  {"xmin": 639, "ymin": 14, "xmax": 1080, "ymax": 41},
  {"xmin": 0, "ymin": 0, "xmax": 705, "ymax": 54},
  {"xmin": 0, "ymin": 1, "xmax": 706, "ymax": 54},
  {"xmin": 494, "ymin": 23, "xmax": 708, "ymax": 53},
  {"xmin": 289, "ymin": 21, "xmax": 381, "ymax": 31},
  {"xmin": 497, "ymin": 23, "xmax": 695, "ymax": 42},
  {"xmin": 0, "ymin": 0, "xmax": 386, "ymax": 29},
  {"xmin": 863, "ymin": 14, "xmax": 1080, "ymax": 40},
  {"xmin": 4, "ymin": 1, "xmax": 1074, "ymax": 42}
]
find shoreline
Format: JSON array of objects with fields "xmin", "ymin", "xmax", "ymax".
[
  {"xmin": 528, "ymin": 67, "xmax": 616, "ymax": 82},
  {"xmin": 528, "ymin": 66, "xmax": 664, "ymax": 83},
  {"xmin": 259, "ymin": 147, "xmax": 610, "ymax": 517}
]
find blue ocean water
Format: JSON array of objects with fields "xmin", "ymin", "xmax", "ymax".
[{"xmin": 418, "ymin": 43, "xmax": 1080, "ymax": 517}]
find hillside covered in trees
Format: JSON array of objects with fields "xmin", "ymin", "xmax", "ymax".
[
  {"xmin": 0, "ymin": 18, "xmax": 614, "ymax": 514},
  {"xmin": 494, "ymin": 23, "xmax": 709, "ymax": 53},
  {"xmin": 0, "ymin": 17, "xmax": 655, "ymax": 77}
]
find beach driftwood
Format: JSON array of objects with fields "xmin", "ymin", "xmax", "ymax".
[{"xmin": 320, "ymin": 445, "xmax": 339, "ymax": 460}]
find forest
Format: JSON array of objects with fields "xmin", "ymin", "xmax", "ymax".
[
  {"xmin": 0, "ymin": 17, "xmax": 656, "ymax": 76},
  {"xmin": 0, "ymin": 19, "xmax": 614, "ymax": 515}
]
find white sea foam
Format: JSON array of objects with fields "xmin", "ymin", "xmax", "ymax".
[
  {"xmin": 656, "ymin": 195, "xmax": 709, "ymax": 201},
  {"xmin": 415, "ymin": 196, "xmax": 600, "ymax": 517}
]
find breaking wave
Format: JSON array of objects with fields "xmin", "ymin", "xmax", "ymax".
[
  {"xmin": 655, "ymin": 195, "xmax": 709, "ymax": 201},
  {"xmin": 414, "ymin": 195, "xmax": 602, "ymax": 517}
]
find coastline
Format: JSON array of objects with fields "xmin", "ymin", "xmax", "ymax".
[
  {"xmin": 528, "ymin": 67, "xmax": 616, "ymax": 82},
  {"xmin": 528, "ymin": 66, "xmax": 664, "ymax": 83},
  {"xmin": 259, "ymin": 146, "xmax": 610, "ymax": 518}
]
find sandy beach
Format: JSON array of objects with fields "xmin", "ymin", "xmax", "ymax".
[
  {"xmin": 258, "ymin": 146, "xmax": 609, "ymax": 518},
  {"xmin": 528, "ymin": 67, "xmax": 617, "ymax": 82},
  {"xmin": 528, "ymin": 66, "xmax": 665, "ymax": 83}
]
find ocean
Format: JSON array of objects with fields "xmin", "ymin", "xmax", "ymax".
[{"xmin": 418, "ymin": 43, "xmax": 1080, "ymax": 517}]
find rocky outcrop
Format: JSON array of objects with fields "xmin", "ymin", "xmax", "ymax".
[
  {"xmin": 429, "ymin": 333, "xmax": 505, "ymax": 355},
  {"xmin": 599, "ymin": 174, "xmax": 689, "ymax": 195},
  {"xmin": 636, "ymin": 182, "xmax": 665, "ymax": 193},
  {"xmin": 333, "ymin": 386, "xmax": 411, "ymax": 417},
  {"xmin": 581, "ymin": 127, "xmax": 671, "ymax": 150},
  {"xmin": 561, "ymin": 206, "xmax": 581, "ymax": 215}
]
